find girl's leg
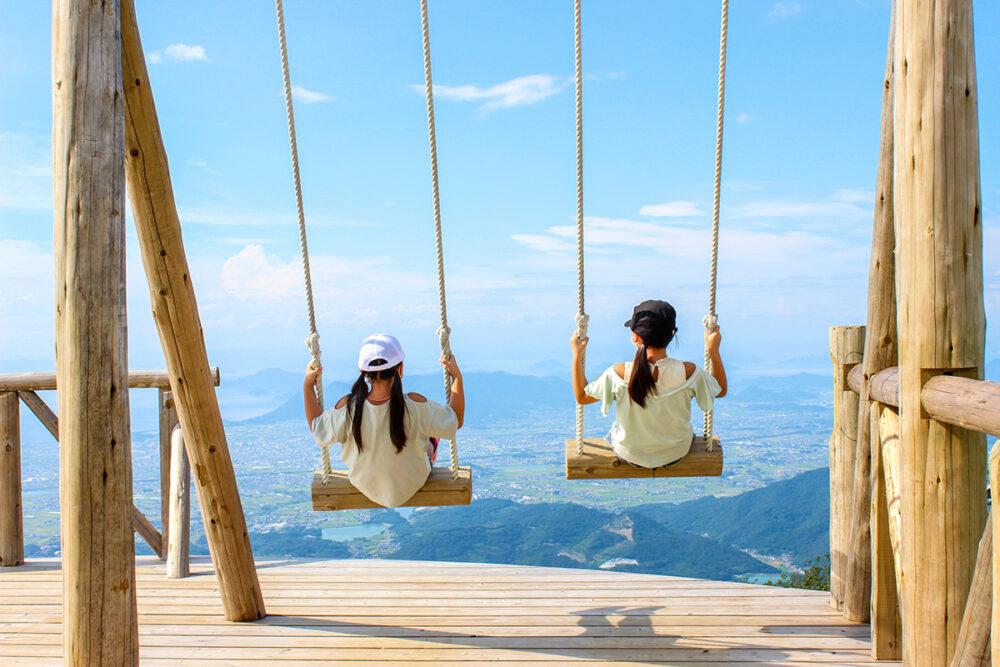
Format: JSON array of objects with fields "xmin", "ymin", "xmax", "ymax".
[{"xmin": 426, "ymin": 437, "xmax": 440, "ymax": 465}]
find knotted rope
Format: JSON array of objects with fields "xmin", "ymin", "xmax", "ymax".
[
  {"xmin": 573, "ymin": 0, "xmax": 588, "ymax": 457},
  {"xmin": 275, "ymin": 0, "xmax": 332, "ymax": 482},
  {"xmin": 420, "ymin": 0, "xmax": 460, "ymax": 479},
  {"xmin": 702, "ymin": 0, "xmax": 730, "ymax": 452}
]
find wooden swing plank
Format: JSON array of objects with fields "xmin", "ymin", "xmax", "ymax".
[
  {"xmin": 565, "ymin": 437, "xmax": 722, "ymax": 479},
  {"xmin": 312, "ymin": 467, "xmax": 472, "ymax": 511}
]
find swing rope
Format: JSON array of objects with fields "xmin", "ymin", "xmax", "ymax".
[
  {"xmin": 573, "ymin": 0, "xmax": 589, "ymax": 458},
  {"xmin": 275, "ymin": 0, "xmax": 332, "ymax": 483},
  {"xmin": 420, "ymin": 0, "xmax": 461, "ymax": 480},
  {"xmin": 702, "ymin": 0, "xmax": 729, "ymax": 451}
]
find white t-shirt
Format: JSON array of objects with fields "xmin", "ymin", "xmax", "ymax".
[
  {"xmin": 585, "ymin": 357, "xmax": 721, "ymax": 468},
  {"xmin": 311, "ymin": 395, "xmax": 459, "ymax": 507}
]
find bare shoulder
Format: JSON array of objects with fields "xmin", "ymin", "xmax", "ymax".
[
  {"xmin": 335, "ymin": 395, "xmax": 349, "ymax": 409},
  {"xmin": 683, "ymin": 361, "xmax": 696, "ymax": 379},
  {"xmin": 613, "ymin": 363, "xmax": 626, "ymax": 379},
  {"xmin": 407, "ymin": 392, "xmax": 428, "ymax": 403}
]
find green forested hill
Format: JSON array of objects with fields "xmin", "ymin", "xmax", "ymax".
[
  {"xmin": 386, "ymin": 498, "xmax": 776, "ymax": 580},
  {"xmin": 632, "ymin": 467, "xmax": 830, "ymax": 565}
]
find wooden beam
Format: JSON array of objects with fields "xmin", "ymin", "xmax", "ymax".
[
  {"xmin": 950, "ymin": 512, "xmax": 991, "ymax": 667},
  {"xmin": 894, "ymin": 0, "xmax": 986, "ymax": 660},
  {"xmin": 879, "ymin": 407, "xmax": 904, "ymax": 591},
  {"xmin": 312, "ymin": 467, "xmax": 472, "ymax": 511},
  {"xmin": 17, "ymin": 391, "xmax": 58, "ymax": 440},
  {"xmin": 0, "ymin": 392, "xmax": 23, "ymax": 567},
  {"xmin": 922, "ymin": 376, "xmax": 1000, "ymax": 438},
  {"xmin": 0, "ymin": 367, "xmax": 220, "ymax": 392},
  {"xmin": 52, "ymin": 0, "xmax": 138, "ymax": 660},
  {"xmin": 565, "ymin": 437, "xmax": 722, "ymax": 479},
  {"xmin": 870, "ymin": 403, "xmax": 901, "ymax": 660},
  {"xmin": 119, "ymin": 0, "xmax": 264, "ymax": 622},
  {"xmin": 131, "ymin": 506, "xmax": 164, "ymax": 560},
  {"xmin": 158, "ymin": 389, "xmax": 178, "ymax": 559},
  {"xmin": 828, "ymin": 325, "xmax": 865, "ymax": 612},
  {"xmin": 844, "ymin": 9, "xmax": 898, "ymax": 624},
  {"xmin": 166, "ymin": 426, "xmax": 191, "ymax": 579}
]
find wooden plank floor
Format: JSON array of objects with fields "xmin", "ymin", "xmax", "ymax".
[{"xmin": 0, "ymin": 557, "xmax": 896, "ymax": 665}]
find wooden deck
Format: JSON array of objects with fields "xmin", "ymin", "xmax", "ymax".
[{"xmin": 0, "ymin": 557, "xmax": 896, "ymax": 665}]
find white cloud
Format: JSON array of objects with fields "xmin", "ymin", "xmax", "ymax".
[
  {"xmin": 729, "ymin": 192, "xmax": 872, "ymax": 223},
  {"xmin": 510, "ymin": 234, "xmax": 574, "ymax": 253},
  {"xmin": 769, "ymin": 2, "xmax": 802, "ymax": 21},
  {"xmin": 221, "ymin": 245, "xmax": 303, "ymax": 299},
  {"xmin": 639, "ymin": 201, "xmax": 703, "ymax": 218},
  {"xmin": 832, "ymin": 188, "xmax": 874, "ymax": 204},
  {"xmin": 291, "ymin": 85, "xmax": 332, "ymax": 104},
  {"xmin": 430, "ymin": 74, "xmax": 565, "ymax": 113},
  {"xmin": 148, "ymin": 44, "xmax": 207, "ymax": 64},
  {"xmin": 736, "ymin": 112, "xmax": 752, "ymax": 123},
  {"xmin": 0, "ymin": 132, "xmax": 52, "ymax": 211}
]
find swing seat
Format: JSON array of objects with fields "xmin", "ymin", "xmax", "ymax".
[
  {"xmin": 565, "ymin": 436, "xmax": 723, "ymax": 479},
  {"xmin": 311, "ymin": 466, "xmax": 472, "ymax": 511}
]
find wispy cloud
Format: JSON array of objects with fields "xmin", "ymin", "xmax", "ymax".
[
  {"xmin": 510, "ymin": 234, "xmax": 574, "ymax": 253},
  {"xmin": 769, "ymin": 2, "xmax": 802, "ymax": 21},
  {"xmin": 639, "ymin": 201, "xmax": 703, "ymax": 218},
  {"xmin": 729, "ymin": 190, "xmax": 872, "ymax": 223},
  {"xmin": 429, "ymin": 74, "xmax": 566, "ymax": 113},
  {"xmin": 147, "ymin": 43, "xmax": 208, "ymax": 64},
  {"xmin": 736, "ymin": 112, "xmax": 752, "ymax": 123},
  {"xmin": 292, "ymin": 85, "xmax": 332, "ymax": 104},
  {"xmin": 0, "ymin": 133, "xmax": 51, "ymax": 211}
]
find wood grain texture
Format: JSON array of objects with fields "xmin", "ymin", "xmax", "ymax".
[
  {"xmin": 0, "ymin": 393, "xmax": 22, "ymax": 567},
  {"xmin": 993, "ymin": 447, "xmax": 1000, "ymax": 666},
  {"xmin": 131, "ymin": 506, "xmax": 163, "ymax": 560},
  {"xmin": 870, "ymin": 403, "xmax": 901, "ymax": 660},
  {"xmin": 844, "ymin": 11, "xmax": 898, "ymax": 624},
  {"xmin": 0, "ymin": 557, "xmax": 899, "ymax": 666},
  {"xmin": 158, "ymin": 390, "xmax": 178, "ymax": 559},
  {"xmin": 120, "ymin": 0, "xmax": 264, "ymax": 622},
  {"xmin": 894, "ymin": 0, "xmax": 987, "ymax": 661},
  {"xmin": 52, "ymin": 0, "xmax": 139, "ymax": 661},
  {"xmin": 166, "ymin": 426, "xmax": 191, "ymax": 579},
  {"xmin": 921, "ymin": 376, "xmax": 1000, "ymax": 438},
  {"xmin": 17, "ymin": 391, "xmax": 58, "ymax": 440},
  {"xmin": 565, "ymin": 437, "xmax": 722, "ymax": 479},
  {"xmin": 312, "ymin": 467, "xmax": 472, "ymax": 511},
  {"xmin": 828, "ymin": 326, "xmax": 865, "ymax": 613},
  {"xmin": 950, "ymin": 512, "xmax": 991, "ymax": 667},
  {"xmin": 879, "ymin": 407, "xmax": 904, "ymax": 596},
  {"xmin": 0, "ymin": 368, "xmax": 219, "ymax": 392}
]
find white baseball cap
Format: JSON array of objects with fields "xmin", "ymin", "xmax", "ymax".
[{"xmin": 358, "ymin": 334, "xmax": 405, "ymax": 372}]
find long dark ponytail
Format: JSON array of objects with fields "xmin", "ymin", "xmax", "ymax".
[
  {"xmin": 628, "ymin": 331, "xmax": 675, "ymax": 408},
  {"xmin": 348, "ymin": 360, "xmax": 408, "ymax": 453}
]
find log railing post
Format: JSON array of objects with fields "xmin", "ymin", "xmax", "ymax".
[
  {"xmin": 951, "ymin": 512, "xmax": 991, "ymax": 667},
  {"xmin": 870, "ymin": 402, "xmax": 902, "ymax": 659},
  {"xmin": 166, "ymin": 425, "xmax": 191, "ymax": 579},
  {"xmin": 158, "ymin": 389, "xmax": 178, "ymax": 561},
  {"xmin": 844, "ymin": 4, "xmax": 897, "ymax": 625},
  {"xmin": 0, "ymin": 392, "xmax": 23, "ymax": 567},
  {"xmin": 829, "ymin": 325, "xmax": 865, "ymax": 611},
  {"xmin": 894, "ymin": 0, "xmax": 986, "ymax": 661},
  {"xmin": 53, "ymin": 0, "xmax": 139, "ymax": 660},
  {"xmin": 120, "ymin": 0, "xmax": 264, "ymax": 621}
]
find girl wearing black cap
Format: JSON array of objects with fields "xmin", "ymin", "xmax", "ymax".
[{"xmin": 570, "ymin": 300, "xmax": 727, "ymax": 468}]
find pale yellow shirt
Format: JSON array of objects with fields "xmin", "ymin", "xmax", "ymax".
[
  {"xmin": 585, "ymin": 358, "xmax": 721, "ymax": 468},
  {"xmin": 311, "ymin": 396, "xmax": 458, "ymax": 507}
]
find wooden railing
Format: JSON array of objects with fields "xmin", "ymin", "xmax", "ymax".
[
  {"xmin": 831, "ymin": 330, "xmax": 996, "ymax": 664},
  {"xmin": 0, "ymin": 368, "xmax": 219, "ymax": 577}
]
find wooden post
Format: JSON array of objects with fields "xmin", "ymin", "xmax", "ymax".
[
  {"xmin": 166, "ymin": 426, "xmax": 191, "ymax": 579},
  {"xmin": 894, "ymin": 0, "xmax": 986, "ymax": 661},
  {"xmin": 993, "ymin": 448, "xmax": 1000, "ymax": 666},
  {"xmin": 870, "ymin": 402, "xmax": 902, "ymax": 660},
  {"xmin": 52, "ymin": 0, "xmax": 139, "ymax": 661},
  {"xmin": 119, "ymin": 0, "xmax": 265, "ymax": 621},
  {"xmin": 828, "ymin": 325, "xmax": 865, "ymax": 611},
  {"xmin": 843, "ymin": 6, "xmax": 898, "ymax": 625},
  {"xmin": 0, "ymin": 392, "xmax": 23, "ymax": 567},
  {"xmin": 158, "ymin": 389, "xmax": 178, "ymax": 560},
  {"xmin": 950, "ymin": 512, "xmax": 991, "ymax": 667}
]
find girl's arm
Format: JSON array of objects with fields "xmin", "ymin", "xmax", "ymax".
[
  {"xmin": 304, "ymin": 363, "xmax": 324, "ymax": 428},
  {"xmin": 570, "ymin": 333, "xmax": 600, "ymax": 405},
  {"xmin": 441, "ymin": 355, "xmax": 465, "ymax": 429},
  {"xmin": 704, "ymin": 326, "xmax": 728, "ymax": 398}
]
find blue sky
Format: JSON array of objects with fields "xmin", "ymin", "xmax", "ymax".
[{"xmin": 1, "ymin": 0, "xmax": 998, "ymax": 379}]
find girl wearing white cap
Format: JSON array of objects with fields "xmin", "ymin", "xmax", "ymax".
[
  {"xmin": 304, "ymin": 334, "xmax": 465, "ymax": 508},
  {"xmin": 571, "ymin": 299, "xmax": 727, "ymax": 469}
]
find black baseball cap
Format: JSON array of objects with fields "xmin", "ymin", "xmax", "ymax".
[{"xmin": 625, "ymin": 300, "xmax": 677, "ymax": 346}]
